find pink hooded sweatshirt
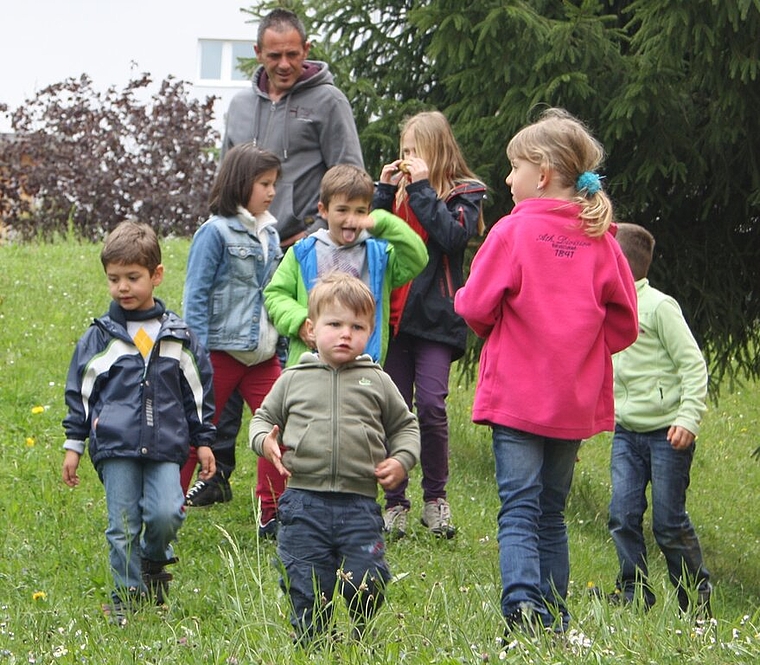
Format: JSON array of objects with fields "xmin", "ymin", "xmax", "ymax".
[{"xmin": 454, "ymin": 198, "xmax": 638, "ymax": 440}]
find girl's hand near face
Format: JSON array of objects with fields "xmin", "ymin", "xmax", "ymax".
[
  {"xmin": 379, "ymin": 160, "xmax": 406, "ymax": 185},
  {"xmin": 403, "ymin": 156, "xmax": 429, "ymax": 183}
]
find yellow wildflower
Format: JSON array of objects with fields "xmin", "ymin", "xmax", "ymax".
[
  {"xmin": 32, "ymin": 591, "xmax": 47, "ymax": 601},
  {"xmin": 26, "ymin": 437, "xmax": 35, "ymax": 447},
  {"xmin": 31, "ymin": 405, "xmax": 45, "ymax": 414}
]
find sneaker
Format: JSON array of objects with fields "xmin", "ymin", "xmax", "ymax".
[
  {"xmin": 185, "ymin": 477, "xmax": 232, "ymax": 507},
  {"xmin": 258, "ymin": 517, "xmax": 278, "ymax": 540},
  {"xmin": 421, "ymin": 498, "xmax": 456, "ymax": 538},
  {"xmin": 383, "ymin": 505, "xmax": 410, "ymax": 539}
]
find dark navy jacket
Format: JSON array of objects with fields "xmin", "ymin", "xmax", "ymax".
[
  {"xmin": 62, "ymin": 302, "xmax": 215, "ymax": 468},
  {"xmin": 373, "ymin": 179, "xmax": 486, "ymax": 359}
]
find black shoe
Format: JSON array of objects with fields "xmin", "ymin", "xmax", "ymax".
[
  {"xmin": 185, "ymin": 477, "xmax": 232, "ymax": 507},
  {"xmin": 608, "ymin": 585, "xmax": 655, "ymax": 610},
  {"xmin": 503, "ymin": 604, "xmax": 543, "ymax": 638},
  {"xmin": 258, "ymin": 517, "xmax": 279, "ymax": 540},
  {"xmin": 141, "ymin": 557, "xmax": 177, "ymax": 605},
  {"xmin": 679, "ymin": 584, "xmax": 713, "ymax": 618}
]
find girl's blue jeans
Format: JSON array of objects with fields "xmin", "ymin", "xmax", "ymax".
[
  {"xmin": 608, "ymin": 425, "xmax": 710, "ymax": 608},
  {"xmin": 492, "ymin": 425, "xmax": 580, "ymax": 630},
  {"xmin": 99, "ymin": 458, "xmax": 185, "ymax": 594}
]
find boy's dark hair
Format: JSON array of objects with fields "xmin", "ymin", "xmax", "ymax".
[
  {"xmin": 210, "ymin": 144, "xmax": 281, "ymax": 218},
  {"xmin": 100, "ymin": 220, "xmax": 161, "ymax": 273},
  {"xmin": 307, "ymin": 272, "xmax": 376, "ymax": 331},
  {"xmin": 615, "ymin": 222, "xmax": 655, "ymax": 281},
  {"xmin": 257, "ymin": 8, "xmax": 307, "ymax": 48},
  {"xmin": 319, "ymin": 164, "xmax": 374, "ymax": 210}
]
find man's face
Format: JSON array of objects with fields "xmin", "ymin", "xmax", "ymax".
[{"xmin": 254, "ymin": 27, "xmax": 310, "ymax": 100}]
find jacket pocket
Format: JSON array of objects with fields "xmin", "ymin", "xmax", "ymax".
[{"xmin": 226, "ymin": 244, "xmax": 263, "ymax": 283}]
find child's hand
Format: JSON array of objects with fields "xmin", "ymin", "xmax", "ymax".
[
  {"xmin": 62, "ymin": 449, "xmax": 81, "ymax": 487},
  {"xmin": 379, "ymin": 160, "xmax": 406, "ymax": 185},
  {"xmin": 263, "ymin": 425, "xmax": 291, "ymax": 479},
  {"xmin": 355, "ymin": 213, "xmax": 376, "ymax": 233},
  {"xmin": 402, "ymin": 156, "xmax": 429, "ymax": 183},
  {"xmin": 374, "ymin": 458, "xmax": 405, "ymax": 490},
  {"xmin": 197, "ymin": 446, "xmax": 217, "ymax": 480},
  {"xmin": 667, "ymin": 425, "xmax": 696, "ymax": 450}
]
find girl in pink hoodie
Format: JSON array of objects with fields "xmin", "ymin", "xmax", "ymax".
[{"xmin": 454, "ymin": 108, "xmax": 638, "ymax": 635}]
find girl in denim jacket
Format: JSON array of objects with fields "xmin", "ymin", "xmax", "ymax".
[{"xmin": 181, "ymin": 144, "xmax": 284, "ymax": 529}]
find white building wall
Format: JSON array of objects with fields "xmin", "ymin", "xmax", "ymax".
[{"xmin": 0, "ymin": 0, "xmax": 258, "ymax": 137}]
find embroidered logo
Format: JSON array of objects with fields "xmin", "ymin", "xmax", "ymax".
[
  {"xmin": 359, "ymin": 377, "xmax": 372, "ymax": 386},
  {"xmin": 536, "ymin": 233, "xmax": 591, "ymax": 259}
]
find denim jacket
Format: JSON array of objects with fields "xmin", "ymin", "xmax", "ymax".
[{"xmin": 183, "ymin": 211, "xmax": 282, "ymax": 353}]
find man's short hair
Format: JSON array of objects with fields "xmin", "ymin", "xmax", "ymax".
[
  {"xmin": 100, "ymin": 220, "xmax": 161, "ymax": 273},
  {"xmin": 319, "ymin": 164, "xmax": 374, "ymax": 209},
  {"xmin": 615, "ymin": 223, "xmax": 655, "ymax": 281},
  {"xmin": 257, "ymin": 8, "xmax": 307, "ymax": 48},
  {"xmin": 307, "ymin": 272, "xmax": 376, "ymax": 331}
]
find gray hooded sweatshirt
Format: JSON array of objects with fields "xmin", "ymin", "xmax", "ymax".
[{"xmin": 221, "ymin": 61, "xmax": 364, "ymax": 244}]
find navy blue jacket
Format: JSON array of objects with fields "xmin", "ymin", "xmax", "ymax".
[
  {"xmin": 62, "ymin": 301, "xmax": 215, "ymax": 468},
  {"xmin": 373, "ymin": 179, "xmax": 486, "ymax": 359}
]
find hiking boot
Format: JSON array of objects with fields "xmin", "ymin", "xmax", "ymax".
[
  {"xmin": 383, "ymin": 505, "xmax": 410, "ymax": 539},
  {"xmin": 141, "ymin": 557, "xmax": 177, "ymax": 605},
  {"xmin": 421, "ymin": 498, "xmax": 456, "ymax": 538},
  {"xmin": 185, "ymin": 477, "xmax": 232, "ymax": 507}
]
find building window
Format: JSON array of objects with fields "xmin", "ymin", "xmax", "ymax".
[
  {"xmin": 198, "ymin": 40, "xmax": 253, "ymax": 84},
  {"xmin": 230, "ymin": 42, "xmax": 251, "ymax": 81},
  {"xmin": 200, "ymin": 41, "xmax": 223, "ymax": 80}
]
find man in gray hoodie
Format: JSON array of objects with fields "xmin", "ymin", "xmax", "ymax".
[
  {"xmin": 221, "ymin": 7, "xmax": 364, "ymax": 248},
  {"xmin": 185, "ymin": 9, "xmax": 365, "ymax": 518}
]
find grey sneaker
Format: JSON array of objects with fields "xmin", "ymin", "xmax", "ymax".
[
  {"xmin": 383, "ymin": 505, "xmax": 409, "ymax": 539},
  {"xmin": 421, "ymin": 498, "xmax": 456, "ymax": 539}
]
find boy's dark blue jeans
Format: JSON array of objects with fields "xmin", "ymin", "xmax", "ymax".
[
  {"xmin": 276, "ymin": 488, "xmax": 391, "ymax": 643},
  {"xmin": 608, "ymin": 425, "xmax": 711, "ymax": 609}
]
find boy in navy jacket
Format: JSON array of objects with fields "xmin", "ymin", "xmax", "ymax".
[{"xmin": 62, "ymin": 220, "xmax": 216, "ymax": 624}]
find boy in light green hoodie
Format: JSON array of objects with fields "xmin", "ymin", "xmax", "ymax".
[{"xmin": 607, "ymin": 223, "xmax": 711, "ymax": 616}]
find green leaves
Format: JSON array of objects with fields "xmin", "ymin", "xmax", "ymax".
[{"xmin": 278, "ymin": 0, "xmax": 759, "ymax": 387}]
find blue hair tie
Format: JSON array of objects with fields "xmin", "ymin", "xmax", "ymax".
[{"xmin": 576, "ymin": 171, "xmax": 603, "ymax": 196}]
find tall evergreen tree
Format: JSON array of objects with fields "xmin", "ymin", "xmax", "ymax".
[{"xmin": 249, "ymin": 0, "xmax": 760, "ymax": 387}]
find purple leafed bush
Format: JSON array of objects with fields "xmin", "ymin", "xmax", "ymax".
[{"xmin": 0, "ymin": 73, "xmax": 219, "ymax": 242}]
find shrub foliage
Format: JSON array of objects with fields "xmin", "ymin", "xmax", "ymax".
[{"xmin": 0, "ymin": 74, "xmax": 218, "ymax": 241}]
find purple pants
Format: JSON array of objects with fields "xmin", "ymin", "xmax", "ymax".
[{"xmin": 383, "ymin": 332, "xmax": 453, "ymax": 508}]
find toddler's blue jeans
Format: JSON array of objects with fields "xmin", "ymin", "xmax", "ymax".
[{"xmin": 276, "ymin": 489, "xmax": 391, "ymax": 642}]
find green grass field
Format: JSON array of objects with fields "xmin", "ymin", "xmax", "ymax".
[{"xmin": 1, "ymin": 238, "xmax": 759, "ymax": 663}]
